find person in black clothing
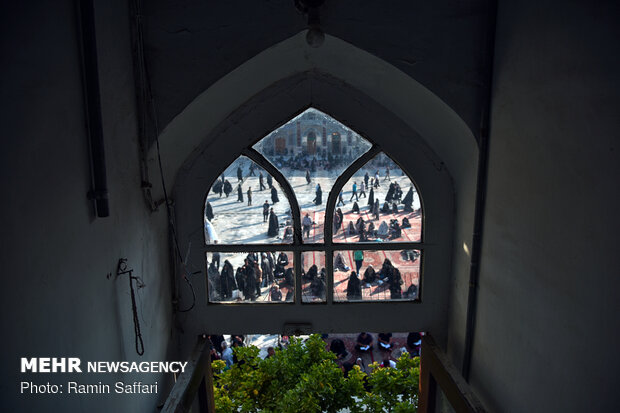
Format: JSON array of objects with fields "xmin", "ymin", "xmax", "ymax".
[
  {"xmin": 223, "ymin": 180, "xmax": 233, "ymax": 197},
  {"xmin": 389, "ymin": 267, "xmax": 403, "ymax": 299},
  {"xmin": 220, "ymin": 260, "xmax": 235, "ymax": 299},
  {"xmin": 259, "ymin": 172, "xmax": 265, "ymax": 191},
  {"xmin": 275, "ymin": 252, "xmax": 289, "ymax": 275},
  {"xmin": 212, "ymin": 180, "xmax": 223, "ymax": 197},
  {"xmin": 330, "ymin": 338, "xmax": 348, "ymax": 359},
  {"xmin": 235, "ymin": 267, "xmax": 245, "ymax": 297},
  {"xmin": 243, "ymin": 259, "xmax": 257, "ymax": 301},
  {"xmin": 270, "ymin": 285, "xmax": 282, "ymax": 301},
  {"xmin": 352, "ymin": 201, "xmax": 360, "ymax": 214},
  {"xmin": 271, "ymin": 186, "xmax": 279, "ymax": 203},
  {"xmin": 378, "ymin": 333, "xmax": 393, "ymax": 351},
  {"xmin": 237, "ymin": 184, "xmax": 243, "ymax": 202},
  {"xmin": 346, "ymin": 271, "xmax": 362, "ymax": 301},
  {"xmin": 266, "ymin": 174, "xmax": 273, "ymax": 189},
  {"xmin": 392, "ymin": 202, "xmax": 399, "ymax": 214},
  {"xmin": 355, "ymin": 332, "xmax": 374, "ymax": 352},
  {"xmin": 206, "ymin": 201, "xmax": 214, "ymax": 221},
  {"xmin": 304, "ymin": 264, "xmax": 318, "ymax": 281},
  {"xmin": 305, "ymin": 169, "xmax": 311, "ymax": 185},
  {"xmin": 262, "ymin": 200, "xmax": 270, "ymax": 222},
  {"xmin": 402, "ymin": 186, "xmax": 414, "ymax": 212},
  {"xmin": 268, "ymin": 208, "xmax": 279, "ymax": 237},
  {"xmin": 368, "ymin": 187, "xmax": 375, "ymax": 208},
  {"xmin": 237, "ymin": 166, "xmax": 243, "ymax": 182},
  {"xmin": 407, "ymin": 332, "xmax": 422, "ymax": 357},
  {"xmin": 212, "ymin": 250, "xmax": 220, "ymax": 271},
  {"xmin": 283, "ymin": 267, "xmax": 294, "ymax": 287},
  {"xmin": 310, "ymin": 273, "xmax": 326, "ymax": 300},
  {"xmin": 363, "ymin": 265, "xmax": 376, "ymax": 284},
  {"xmin": 373, "ymin": 199, "xmax": 380, "ymax": 220},
  {"xmin": 313, "ymin": 184, "xmax": 322, "ymax": 205},
  {"xmin": 364, "ymin": 171, "xmax": 370, "ymax": 189},
  {"xmin": 247, "ymin": 187, "xmax": 252, "ymax": 206}
]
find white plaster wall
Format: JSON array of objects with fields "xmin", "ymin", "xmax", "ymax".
[
  {"xmin": 469, "ymin": 1, "xmax": 620, "ymax": 411},
  {"xmin": 0, "ymin": 1, "xmax": 175, "ymax": 411}
]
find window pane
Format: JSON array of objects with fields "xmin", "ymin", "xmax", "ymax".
[
  {"xmin": 205, "ymin": 156, "xmax": 293, "ymax": 244},
  {"xmin": 333, "ymin": 249, "xmax": 421, "ymax": 302},
  {"xmin": 301, "ymin": 251, "xmax": 327, "ymax": 303},
  {"xmin": 333, "ymin": 153, "xmax": 422, "ymax": 243},
  {"xmin": 206, "ymin": 251, "xmax": 294, "ymax": 303},
  {"xmin": 253, "ymin": 108, "xmax": 372, "ymax": 243}
]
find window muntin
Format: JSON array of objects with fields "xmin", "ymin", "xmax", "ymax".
[
  {"xmin": 205, "ymin": 109, "xmax": 423, "ymax": 304},
  {"xmin": 204, "ymin": 156, "xmax": 293, "ymax": 245},
  {"xmin": 253, "ymin": 108, "xmax": 372, "ymax": 244}
]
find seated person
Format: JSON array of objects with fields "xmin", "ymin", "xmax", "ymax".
[
  {"xmin": 352, "ymin": 202, "xmax": 360, "ymax": 214},
  {"xmin": 304, "ymin": 264, "xmax": 318, "ymax": 281},
  {"xmin": 362, "ymin": 266, "xmax": 377, "ymax": 284},
  {"xmin": 346, "ymin": 271, "xmax": 362, "ymax": 301},
  {"xmin": 283, "ymin": 267, "xmax": 294, "ymax": 287},
  {"xmin": 401, "ymin": 217, "xmax": 411, "ymax": 228},
  {"xmin": 389, "ymin": 220, "xmax": 402, "ymax": 239},
  {"xmin": 270, "ymin": 285, "xmax": 283, "ymax": 301},
  {"xmin": 377, "ymin": 221, "xmax": 389, "ymax": 238},
  {"xmin": 404, "ymin": 283, "xmax": 418, "ymax": 299},
  {"xmin": 274, "ymin": 252, "xmax": 289, "ymax": 276},
  {"xmin": 347, "ymin": 221, "xmax": 357, "ymax": 236},
  {"xmin": 283, "ymin": 226, "xmax": 293, "ymax": 240},
  {"xmin": 334, "ymin": 253, "xmax": 350, "ymax": 272},
  {"xmin": 407, "ymin": 332, "xmax": 422, "ymax": 357},
  {"xmin": 355, "ymin": 332, "xmax": 374, "ymax": 352},
  {"xmin": 381, "ymin": 358, "xmax": 397, "ymax": 368},
  {"xmin": 378, "ymin": 333, "xmax": 393, "ymax": 350},
  {"xmin": 391, "ymin": 202, "xmax": 399, "ymax": 214},
  {"xmin": 330, "ymin": 338, "xmax": 348, "ymax": 359},
  {"xmin": 367, "ymin": 222, "xmax": 376, "ymax": 238},
  {"xmin": 310, "ymin": 274, "xmax": 326, "ymax": 300},
  {"xmin": 381, "ymin": 202, "xmax": 391, "ymax": 213}
]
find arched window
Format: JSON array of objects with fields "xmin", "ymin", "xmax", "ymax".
[{"xmin": 204, "ymin": 108, "xmax": 424, "ymax": 305}]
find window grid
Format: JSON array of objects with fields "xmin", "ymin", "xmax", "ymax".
[{"xmin": 203, "ymin": 142, "xmax": 425, "ymax": 305}]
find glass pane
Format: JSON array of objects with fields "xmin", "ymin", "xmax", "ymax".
[
  {"xmin": 206, "ymin": 251, "xmax": 294, "ymax": 303},
  {"xmin": 333, "ymin": 153, "xmax": 422, "ymax": 243},
  {"xmin": 253, "ymin": 108, "xmax": 372, "ymax": 243},
  {"xmin": 301, "ymin": 251, "xmax": 327, "ymax": 303},
  {"xmin": 204, "ymin": 156, "xmax": 293, "ymax": 244},
  {"xmin": 333, "ymin": 249, "xmax": 421, "ymax": 302}
]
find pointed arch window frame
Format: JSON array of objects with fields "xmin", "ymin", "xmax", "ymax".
[{"xmin": 203, "ymin": 115, "xmax": 426, "ymax": 305}]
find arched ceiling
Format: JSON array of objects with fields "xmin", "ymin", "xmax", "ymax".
[{"xmin": 142, "ymin": 0, "xmax": 491, "ymax": 139}]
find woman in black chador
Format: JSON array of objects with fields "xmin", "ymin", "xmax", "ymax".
[
  {"xmin": 220, "ymin": 260, "xmax": 236, "ymax": 299},
  {"xmin": 271, "ymin": 186, "xmax": 279, "ymax": 203},
  {"xmin": 223, "ymin": 180, "xmax": 233, "ymax": 197},
  {"xmin": 205, "ymin": 201, "xmax": 214, "ymax": 221},
  {"xmin": 313, "ymin": 184, "xmax": 322, "ymax": 205},
  {"xmin": 368, "ymin": 187, "xmax": 374, "ymax": 208},
  {"xmin": 385, "ymin": 182, "xmax": 396, "ymax": 203},
  {"xmin": 237, "ymin": 166, "xmax": 243, "ymax": 182},
  {"xmin": 212, "ymin": 180, "xmax": 223, "ymax": 197},
  {"xmin": 268, "ymin": 208, "xmax": 279, "ymax": 237},
  {"xmin": 242, "ymin": 259, "xmax": 257, "ymax": 301},
  {"xmin": 402, "ymin": 186, "xmax": 414, "ymax": 212},
  {"xmin": 346, "ymin": 271, "xmax": 362, "ymax": 301},
  {"xmin": 237, "ymin": 184, "xmax": 244, "ymax": 202},
  {"xmin": 266, "ymin": 174, "xmax": 273, "ymax": 189}
]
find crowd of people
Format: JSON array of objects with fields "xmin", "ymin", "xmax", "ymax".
[
  {"xmin": 336, "ymin": 255, "xmax": 419, "ymax": 301},
  {"xmin": 207, "ymin": 332, "xmax": 424, "ymax": 373},
  {"xmin": 207, "ymin": 251, "xmax": 294, "ymax": 302}
]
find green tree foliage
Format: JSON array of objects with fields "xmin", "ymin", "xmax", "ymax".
[{"xmin": 211, "ymin": 334, "xmax": 420, "ymax": 412}]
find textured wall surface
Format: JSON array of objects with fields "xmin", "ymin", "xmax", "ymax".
[
  {"xmin": 470, "ymin": 1, "xmax": 620, "ymax": 411},
  {"xmin": 0, "ymin": 1, "xmax": 175, "ymax": 411}
]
